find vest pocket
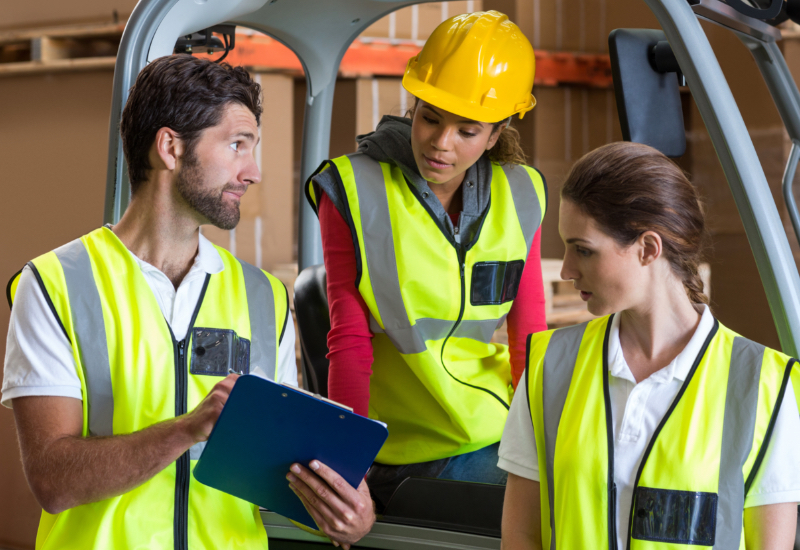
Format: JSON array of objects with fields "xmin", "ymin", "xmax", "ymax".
[
  {"xmin": 191, "ymin": 328, "xmax": 251, "ymax": 376},
  {"xmin": 631, "ymin": 487, "xmax": 717, "ymax": 545},
  {"xmin": 470, "ymin": 261, "xmax": 525, "ymax": 305}
]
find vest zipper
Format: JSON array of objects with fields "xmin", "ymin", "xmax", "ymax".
[
  {"xmin": 174, "ymin": 338, "xmax": 189, "ymax": 550},
  {"xmin": 169, "ymin": 274, "xmax": 210, "ymax": 550}
]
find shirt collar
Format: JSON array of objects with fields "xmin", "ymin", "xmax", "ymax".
[
  {"xmin": 608, "ymin": 304, "xmax": 714, "ymax": 385},
  {"xmin": 196, "ymin": 232, "xmax": 224, "ymax": 274},
  {"xmin": 122, "ymin": 230, "xmax": 224, "ymax": 279}
]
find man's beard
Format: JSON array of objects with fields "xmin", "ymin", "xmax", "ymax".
[{"xmin": 175, "ymin": 151, "xmax": 242, "ymax": 231}]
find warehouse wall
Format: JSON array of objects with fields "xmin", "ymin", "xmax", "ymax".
[
  {"xmin": 1, "ymin": 0, "xmax": 136, "ymax": 30},
  {"xmin": 0, "ymin": 70, "xmax": 114, "ymax": 549},
  {"xmin": 2, "ymin": 0, "xmax": 800, "ymax": 548}
]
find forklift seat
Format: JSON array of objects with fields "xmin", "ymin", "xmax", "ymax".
[{"xmin": 293, "ymin": 264, "xmax": 331, "ymax": 397}]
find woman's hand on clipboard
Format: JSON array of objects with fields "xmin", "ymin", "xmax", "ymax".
[{"xmin": 286, "ymin": 460, "xmax": 375, "ymax": 548}]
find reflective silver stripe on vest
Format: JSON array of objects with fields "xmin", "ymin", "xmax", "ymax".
[
  {"xmin": 542, "ymin": 322, "xmax": 588, "ymax": 550},
  {"xmin": 350, "ymin": 154, "xmax": 519, "ymax": 354},
  {"xmin": 237, "ymin": 260, "xmax": 277, "ymax": 380},
  {"xmin": 368, "ymin": 314, "xmax": 507, "ymax": 354},
  {"xmin": 502, "ymin": 164, "xmax": 542, "ymax": 252},
  {"xmin": 349, "ymin": 154, "xmax": 415, "ymax": 337},
  {"xmin": 54, "ymin": 239, "xmax": 114, "ymax": 437},
  {"xmin": 713, "ymin": 337, "xmax": 764, "ymax": 549}
]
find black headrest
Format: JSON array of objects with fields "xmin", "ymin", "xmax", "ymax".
[{"xmin": 293, "ymin": 264, "xmax": 331, "ymax": 397}]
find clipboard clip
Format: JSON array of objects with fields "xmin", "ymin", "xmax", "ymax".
[{"xmin": 280, "ymin": 383, "xmax": 355, "ymax": 413}]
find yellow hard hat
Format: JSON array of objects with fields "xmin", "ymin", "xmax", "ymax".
[{"xmin": 402, "ymin": 11, "xmax": 536, "ymax": 123}]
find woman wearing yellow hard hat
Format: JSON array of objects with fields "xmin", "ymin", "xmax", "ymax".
[{"xmin": 305, "ymin": 11, "xmax": 547, "ymax": 510}]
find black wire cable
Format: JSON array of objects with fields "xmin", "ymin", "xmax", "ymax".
[{"xmin": 214, "ymin": 34, "xmax": 230, "ymax": 63}]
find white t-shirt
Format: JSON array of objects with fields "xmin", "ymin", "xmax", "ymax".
[
  {"xmin": 498, "ymin": 305, "xmax": 800, "ymax": 549},
  {"xmin": 2, "ymin": 233, "xmax": 297, "ymax": 408}
]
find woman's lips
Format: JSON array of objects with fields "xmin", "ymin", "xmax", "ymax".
[
  {"xmin": 423, "ymin": 155, "xmax": 451, "ymax": 170},
  {"xmin": 580, "ymin": 291, "xmax": 592, "ymax": 301}
]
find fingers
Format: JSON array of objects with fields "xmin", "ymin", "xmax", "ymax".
[
  {"xmin": 305, "ymin": 460, "xmax": 361, "ymax": 506},
  {"xmin": 288, "ymin": 482, "xmax": 334, "ymax": 530},
  {"xmin": 287, "ymin": 465, "xmax": 351, "ymax": 523},
  {"xmin": 287, "ymin": 462, "xmax": 375, "ymax": 545},
  {"xmin": 287, "ymin": 482, "xmax": 351, "ymax": 549},
  {"xmin": 185, "ymin": 375, "xmax": 240, "ymax": 443},
  {"xmin": 206, "ymin": 374, "xmax": 239, "ymax": 406},
  {"xmin": 215, "ymin": 374, "xmax": 239, "ymax": 393}
]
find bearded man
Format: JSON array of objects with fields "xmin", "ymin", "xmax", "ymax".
[{"xmin": 2, "ymin": 55, "xmax": 374, "ymax": 550}]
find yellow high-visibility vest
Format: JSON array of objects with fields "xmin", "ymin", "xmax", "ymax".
[
  {"xmin": 526, "ymin": 314, "xmax": 795, "ymax": 549},
  {"xmin": 8, "ymin": 227, "xmax": 288, "ymax": 550},
  {"xmin": 307, "ymin": 154, "xmax": 547, "ymax": 464}
]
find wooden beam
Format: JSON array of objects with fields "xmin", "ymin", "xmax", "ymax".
[
  {"xmin": 0, "ymin": 56, "xmax": 116, "ymax": 77},
  {"xmin": 0, "ymin": 23, "xmax": 124, "ymax": 46}
]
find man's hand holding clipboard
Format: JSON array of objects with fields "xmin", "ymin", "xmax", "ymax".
[
  {"xmin": 287, "ymin": 459, "xmax": 375, "ymax": 548},
  {"xmin": 192, "ymin": 375, "xmax": 388, "ymax": 548}
]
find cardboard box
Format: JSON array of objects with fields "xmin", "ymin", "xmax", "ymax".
[
  {"xmin": 508, "ymin": 0, "xmax": 659, "ymax": 54},
  {"xmin": 362, "ymin": 1, "xmax": 483, "ymax": 42},
  {"xmin": 355, "ymin": 76, "xmax": 413, "ymax": 136},
  {"xmin": 1, "ymin": 0, "xmax": 135, "ymax": 31},
  {"xmin": 522, "ymin": 86, "xmax": 621, "ymax": 258}
]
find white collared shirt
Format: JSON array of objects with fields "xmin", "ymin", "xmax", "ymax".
[
  {"xmin": 2, "ymin": 233, "xmax": 297, "ymax": 407},
  {"xmin": 498, "ymin": 305, "xmax": 800, "ymax": 549}
]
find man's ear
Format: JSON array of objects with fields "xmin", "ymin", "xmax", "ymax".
[
  {"xmin": 153, "ymin": 127, "xmax": 184, "ymax": 171},
  {"xmin": 639, "ymin": 231, "xmax": 663, "ymax": 267}
]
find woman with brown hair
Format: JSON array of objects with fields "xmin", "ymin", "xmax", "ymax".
[
  {"xmin": 499, "ymin": 142, "xmax": 800, "ymax": 549},
  {"xmin": 301, "ymin": 11, "xmax": 548, "ymax": 510}
]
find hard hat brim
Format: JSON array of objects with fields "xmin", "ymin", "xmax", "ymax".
[{"xmin": 402, "ymin": 65, "xmax": 536, "ymax": 124}]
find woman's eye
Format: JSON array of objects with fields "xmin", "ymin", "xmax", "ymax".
[
  {"xmin": 576, "ymin": 246, "xmax": 592, "ymax": 257},
  {"xmin": 423, "ymin": 116, "xmax": 437, "ymax": 124},
  {"xmin": 460, "ymin": 130, "xmax": 477, "ymax": 138},
  {"xmin": 230, "ymin": 142, "xmax": 239, "ymax": 152}
]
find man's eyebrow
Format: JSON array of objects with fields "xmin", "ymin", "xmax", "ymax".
[
  {"xmin": 231, "ymin": 131, "xmax": 257, "ymax": 141},
  {"xmin": 566, "ymin": 238, "xmax": 591, "ymax": 244}
]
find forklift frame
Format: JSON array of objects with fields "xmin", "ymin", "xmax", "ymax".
[{"xmin": 102, "ymin": 0, "xmax": 800, "ymax": 547}]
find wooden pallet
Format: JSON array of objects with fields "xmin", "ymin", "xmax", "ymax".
[{"xmin": 0, "ymin": 22, "xmax": 123, "ymax": 76}]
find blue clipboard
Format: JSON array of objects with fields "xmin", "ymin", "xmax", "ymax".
[{"xmin": 193, "ymin": 375, "xmax": 388, "ymax": 529}]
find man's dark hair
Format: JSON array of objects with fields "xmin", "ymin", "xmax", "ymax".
[{"xmin": 120, "ymin": 55, "xmax": 262, "ymax": 193}]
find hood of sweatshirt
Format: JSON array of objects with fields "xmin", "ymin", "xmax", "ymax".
[{"xmin": 311, "ymin": 115, "xmax": 492, "ymax": 246}]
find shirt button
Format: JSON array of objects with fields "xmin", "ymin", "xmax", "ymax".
[
  {"xmin": 467, "ymin": 181, "xmax": 474, "ymax": 188},
  {"xmin": 422, "ymin": 192, "xmax": 429, "ymax": 198}
]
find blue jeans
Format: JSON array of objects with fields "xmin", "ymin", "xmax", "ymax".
[{"xmin": 367, "ymin": 443, "xmax": 507, "ymax": 511}]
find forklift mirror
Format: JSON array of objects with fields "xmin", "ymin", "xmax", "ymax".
[{"xmin": 609, "ymin": 28, "xmax": 686, "ymax": 158}]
